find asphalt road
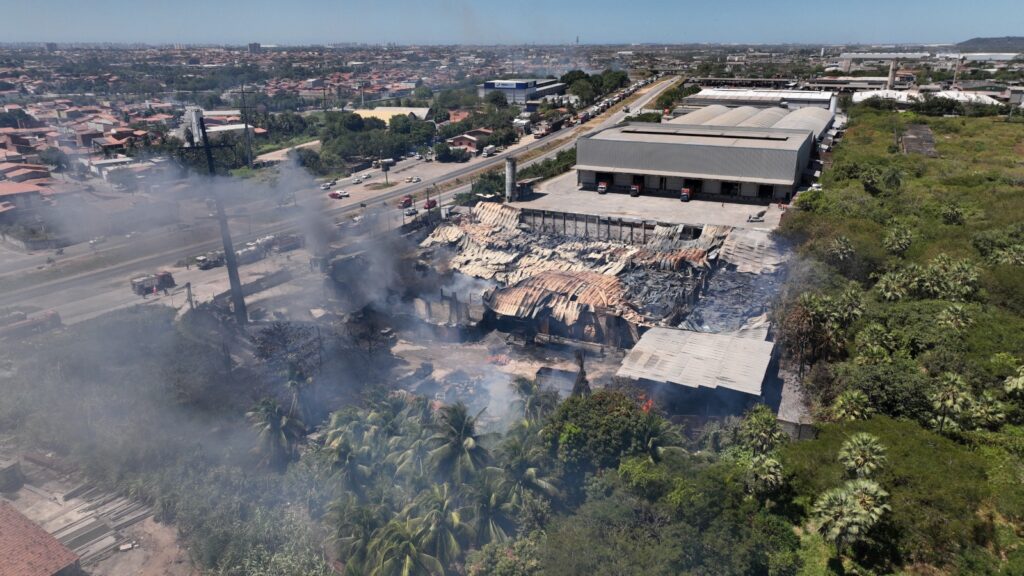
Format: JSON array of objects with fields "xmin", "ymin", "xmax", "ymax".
[{"xmin": 0, "ymin": 76, "xmax": 679, "ymax": 317}]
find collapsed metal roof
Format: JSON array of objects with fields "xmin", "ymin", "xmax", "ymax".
[{"xmin": 617, "ymin": 327, "xmax": 774, "ymax": 396}]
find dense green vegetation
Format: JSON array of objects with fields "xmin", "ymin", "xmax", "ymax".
[
  {"xmin": 561, "ymin": 69, "xmax": 631, "ymax": 106},
  {"xmin": 774, "ymin": 106, "xmax": 1024, "ymax": 572}
]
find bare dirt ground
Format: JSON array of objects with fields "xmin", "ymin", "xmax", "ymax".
[{"xmin": 90, "ymin": 517, "xmax": 195, "ymax": 576}]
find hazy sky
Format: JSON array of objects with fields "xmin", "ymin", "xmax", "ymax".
[{"xmin": 5, "ymin": 0, "xmax": 1023, "ymax": 46}]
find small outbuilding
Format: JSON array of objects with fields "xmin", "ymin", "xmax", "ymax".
[{"xmin": 0, "ymin": 502, "xmax": 81, "ymax": 576}]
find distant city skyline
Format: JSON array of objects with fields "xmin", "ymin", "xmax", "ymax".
[{"xmin": 5, "ymin": 0, "xmax": 1023, "ymax": 46}]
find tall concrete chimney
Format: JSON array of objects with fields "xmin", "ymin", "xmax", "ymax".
[
  {"xmin": 505, "ymin": 157, "xmax": 517, "ymax": 202},
  {"xmin": 887, "ymin": 60, "xmax": 897, "ymax": 90}
]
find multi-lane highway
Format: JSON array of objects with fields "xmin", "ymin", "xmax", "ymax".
[{"xmin": 0, "ymin": 76, "xmax": 679, "ymax": 321}]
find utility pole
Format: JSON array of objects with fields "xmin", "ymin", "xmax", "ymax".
[
  {"xmin": 198, "ymin": 117, "xmax": 248, "ymax": 324},
  {"xmin": 239, "ymin": 83, "xmax": 254, "ymax": 168}
]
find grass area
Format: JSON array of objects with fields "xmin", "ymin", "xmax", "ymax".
[{"xmin": 255, "ymin": 135, "xmax": 319, "ymax": 156}]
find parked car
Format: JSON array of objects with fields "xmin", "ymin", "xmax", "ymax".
[
  {"xmin": 630, "ymin": 183, "xmax": 643, "ymax": 197},
  {"xmin": 398, "ymin": 195, "xmax": 413, "ymax": 208},
  {"xmin": 328, "ymin": 190, "xmax": 350, "ymax": 199},
  {"xmin": 412, "ymin": 176, "xmax": 421, "ymax": 183},
  {"xmin": 351, "ymin": 176, "xmax": 362, "ymax": 185},
  {"xmin": 680, "ymin": 187, "xmax": 691, "ymax": 202},
  {"xmin": 404, "ymin": 207, "xmax": 418, "ymax": 217},
  {"xmin": 320, "ymin": 182, "xmax": 332, "ymax": 190},
  {"xmin": 405, "ymin": 176, "xmax": 414, "ymax": 183},
  {"xmin": 415, "ymin": 154, "xmax": 423, "ymax": 160}
]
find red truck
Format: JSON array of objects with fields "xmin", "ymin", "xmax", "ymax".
[
  {"xmin": 629, "ymin": 183, "xmax": 643, "ymax": 197},
  {"xmin": 597, "ymin": 181, "xmax": 608, "ymax": 194},
  {"xmin": 423, "ymin": 198, "xmax": 438, "ymax": 210},
  {"xmin": 398, "ymin": 195, "xmax": 414, "ymax": 208},
  {"xmin": 680, "ymin": 187, "xmax": 692, "ymax": 202}
]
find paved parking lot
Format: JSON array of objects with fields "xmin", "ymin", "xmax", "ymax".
[{"xmin": 512, "ymin": 172, "xmax": 785, "ymax": 229}]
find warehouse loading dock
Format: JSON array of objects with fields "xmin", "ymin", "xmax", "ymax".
[{"xmin": 576, "ymin": 106, "xmax": 833, "ymax": 203}]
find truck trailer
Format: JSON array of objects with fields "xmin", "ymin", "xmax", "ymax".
[{"xmin": 130, "ymin": 271, "xmax": 176, "ymax": 296}]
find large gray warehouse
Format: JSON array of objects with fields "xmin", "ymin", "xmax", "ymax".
[
  {"xmin": 575, "ymin": 105, "xmax": 834, "ymax": 202},
  {"xmin": 682, "ymin": 88, "xmax": 837, "ymax": 111}
]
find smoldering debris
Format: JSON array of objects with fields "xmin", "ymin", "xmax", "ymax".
[
  {"xmin": 419, "ymin": 203, "xmax": 727, "ymax": 345},
  {"xmin": 683, "ymin": 267, "xmax": 783, "ymax": 333},
  {"xmin": 620, "ymin": 267, "xmax": 702, "ymax": 324}
]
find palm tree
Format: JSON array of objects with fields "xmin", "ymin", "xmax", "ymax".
[
  {"xmin": 938, "ymin": 304, "xmax": 973, "ymax": 332},
  {"xmin": 844, "ymin": 479, "xmax": 891, "ymax": 525},
  {"xmin": 245, "ymin": 398, "xmax": 305, "ymax": 469},
  {"xmin": 470, "ymin": 473, "xmax": 516, "ymax": 546},
  {"xmin": 368, "ymin": 520, "xmax": 444, "ymax": 576},
  {"xmin": 831, "ymin": 390, "xmax": 873, "ymax": 421},
  {"xmin": 510, "ymin": 377, "xmax": 559, "ymax": 423},
  {"xmin": 429, "ymin": 403, "xmax": 492, "ymax": 485},
  {"xmin": 387, "ymin": 429, "xmax": 433, "ymax": 484},
  {"xmin": 326, "ymin": 437, "xmax": 372, "ymax": 496},
  {"xmin": 813, "ymin": 487, "xmax": 871, "ymax": 558},
  {"xmin": 929, "ymin": 373, "xmax": 972, "ymax": 434},
  {"xmin": 881, "ymin": 165, "xmax": 903, "ymax": 192},
  {"xmin": 970, "ymin": 392, "xmax": 1006, "ymax": 430},
  {"xmin": 874, "ymin": 271, "xmax": 908, "ymax": 302},
  {"xmin": 746, "ymin": 454, "xmax": 784, "ymax": 497},
  {"xmin": 636, "ymin": 412, "xmax": 685, "ymax": 464},
  {"xmin": 497, "ymin": 433, "xmax": 560, "ymax": 508},
  {"xmin": 329, "ymin": 498, "xmax": 385, "ymax": 574},
  {"xmin": 838, "ymin": 433, "xmax": 887, "ymax": 478},
  {"xmin": 1005, "ymin": 367, "xmax": 1024, "ymax": 398},
  {"xmin": 409, "ymin": 483, "xmax": 474, "ymax": 569},
  {"xmin": 740, "ymin": 404, "xmax": 787, "ymax": 455}
]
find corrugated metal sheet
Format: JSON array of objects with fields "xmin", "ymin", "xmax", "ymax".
[
  {"xmin": 616, "ymin": 327, "xmax": 774, "ymax": 396},
  {"xmin": 770, "ymin": 107, "xmax": 834, "ymax": 140},
  {"xmin": 669, "ymin": 104, "xmax": 730, "ymax": 124},
  {"xmin": 702, "ymin": 106, "xmax": 761, "ymax": 127},
  {"xmin": 718, "ymin": 228, "xmax": 787, "ymax": 274},
  {"xmin": 488, "ymin": 270, "xmax": 643, "ymax": 327},
  {"xmin": 737, "ymin": 107, "xmax": 791, "ymax": 128}
]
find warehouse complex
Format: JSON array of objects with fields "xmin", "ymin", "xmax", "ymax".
[
  {"xmin": 575, "ymin": 104, "xmax": 834, "ymax": 202},
  {"xmin": 681, "ymin": 88, "xmax": 837, "ymax": 111},
  {"xmin": 477, "ymin": 79, "xmax": 566, "ymax": 104}
]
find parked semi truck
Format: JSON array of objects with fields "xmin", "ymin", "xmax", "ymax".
[{"xmin": 130, "ymin": 271, "xmax": 176, "ymax": 296}]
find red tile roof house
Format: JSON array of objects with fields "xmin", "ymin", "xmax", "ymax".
[
  {"xmin": 446, "ymin": 128, "xmax": 492, "ymax": 153},
  {"xmin": 0, "ymin": 502, "xmax": 81, "ymax": 576},
  {"xmin": 0, "ymin": 181, "xmax": 45, "ymax": 211}
]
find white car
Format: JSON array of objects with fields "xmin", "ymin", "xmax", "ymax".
[
  {"xmin": 350, "ymin": 177, "xmax": 362, "ymax": 185},
  {"xmin": 412, "ymin": 177, "xmax": 421, "ymax": 183},
  {"xmin": 415, "ymin": 154, "xmax": 423, "ymax": 160},
  {"xmin": 320, "ymin": 182, "xmax": 332, "ymax": 190},
  {"xmin": 405, "ymin": 176, "xmax": 414, "ymax": 183}
]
